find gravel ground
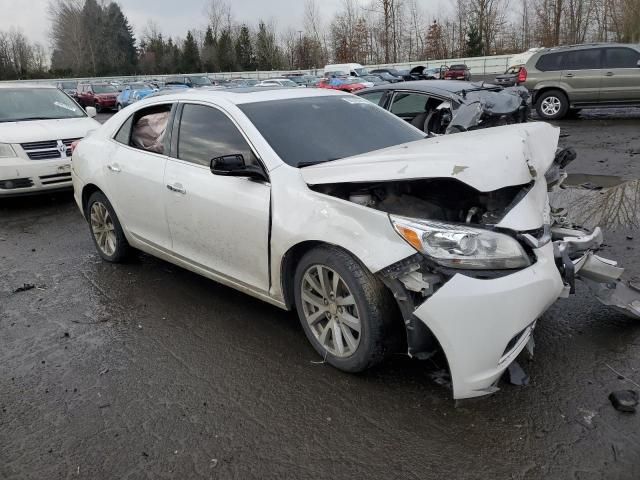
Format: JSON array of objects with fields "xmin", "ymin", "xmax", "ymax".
[{"xmin": 1, "ymin": 108, "xmax": 640, "ymax": 479}]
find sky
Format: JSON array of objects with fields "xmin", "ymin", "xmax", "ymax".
[{"xmin": 1, "ymin": 0, "xmax": 366, "ymax": 49}]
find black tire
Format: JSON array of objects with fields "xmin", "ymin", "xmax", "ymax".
[
  {"xmin": 116, "ymin": 103, "xmax": 123, "ymax": 111},
  {"xmin": 535, "ymin": 89, "xmax": 569, "ymax": 120},
  {"xmin": 95, "ymin": 104, "xmax": 102, "ymax": 113},
  {"xmin": 293, "ymin": 245, "xmax": 396, "ymax": 372},
  {"xmin": 86, "ymin": 191, "xmax": 131, "ymax": 263}
]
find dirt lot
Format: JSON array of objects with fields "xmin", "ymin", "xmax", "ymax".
[{"xmin": 1, "ymin": 109, "xmax": 640, "ymax": 479}]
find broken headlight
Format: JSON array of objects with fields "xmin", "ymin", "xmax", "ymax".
[{"xmin": 390, "ymin": 215, "xmax": 530, "ymax": 269}]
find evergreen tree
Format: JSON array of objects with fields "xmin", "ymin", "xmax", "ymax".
[
  {"xmin": 202, "ymin": 26, "xmax": 218, "ymax": 72},
  {"xmin": 101, "ymin": 2, "xmax": 136, "ymax": 75},
  {"xmin": 181, "ymin": 31, "xmax": 201, "ymax": 72},
  {"xmin": 217, "ymin": 28, "xmax": 236, "ymax": 72},
  {"xmin": 235, "ymin": 24, "xmax": 254, "ymax": 71},
  {"xmin": 466, "ymin": 22, "xmax": 483, "ymax": 57}
]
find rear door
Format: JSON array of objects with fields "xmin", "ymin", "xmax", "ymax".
[
  {"xmin": 104, "ymin": 103, "xmax": 174, "ymax": 250},
  {"xmin": 600, "ymin": 47, "xmax": 640, "ymax": 103},
  {"xmin": 560, "ymin": 49, "xmax": 602, "ymax": 104},
  {"xmin": 164, "ymin": 102, "xmax": 271, "ymax": 291}
]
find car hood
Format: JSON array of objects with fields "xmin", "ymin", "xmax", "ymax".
[
  {"xmin": 0, "ymin": 117, "xmax": 101, "ymax": 143},
  {"xmin": 300, "ymin": 122, "xmax": 559, "ymax": 192}
]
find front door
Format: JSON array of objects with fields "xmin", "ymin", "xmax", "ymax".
[
  {"xmin": 164, "ymin": 102, "xmax": 271, "ymax": 291},
  {"xmin": 600, "ymin": 47, "xmax": 640, "ymax": 103}
]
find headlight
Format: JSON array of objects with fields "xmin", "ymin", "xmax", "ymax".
[
  {"xmin": 0, "ymin": 143, "xmax": 17, "ymax": 158},
  {"xmin": 390, "ymin": 215, "xmax": 530, "ymax": 269}
]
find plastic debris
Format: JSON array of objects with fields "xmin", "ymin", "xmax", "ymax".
[
  {"xmin": 608, "ymin": 390, "xmax": 638, "ymax": 413},
  {"xmin": 14, "ymin": 283, "xmax": 35, "ymax": 293},
  {"xmin": 506, "ymin": 361, "xmax": 529, "ymax": 386}
]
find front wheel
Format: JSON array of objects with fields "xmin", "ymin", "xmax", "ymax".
[
  {"xmin": 86, "ymin": 191, "xmax": 130, "ymax": 262},
  {"xmin": 536, "ymin": 89, "xmax": 569, "ymax": 120},
  {"xmin": 293, "ymin": 246, "xmax": 396, "ymax": 372}
]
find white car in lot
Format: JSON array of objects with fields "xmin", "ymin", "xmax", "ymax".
[
  {"xmin": 71, "ymin": 88, "xmax": 640, "ymax": 399},
  {"xmin": 0, "ymin": 83, "xmax": 100, "ymax": 196}
]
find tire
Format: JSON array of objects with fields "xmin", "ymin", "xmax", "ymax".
[
  {"xmin": 86, "ymin": 191, "xmax": 130, "ymax": 263},
  {"xmin": 95, "ymin": 104, "xmax": 102, "ymax": 113},
  {"xmin": 535, "ymin": 89, "xmax": 569, "ymax": 120},
  {"xmin": 116, "ymin": 103, "xmax": 123, "ymax": 111},
  {"xmin": 293, "ymin": 245, "xmax": 396, "ymax": 372}
]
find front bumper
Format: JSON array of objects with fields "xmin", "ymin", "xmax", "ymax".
[
  {"xmin": 0, "ymin": 157, "xmax": 72, "ymax": 196},
  {"xmin": 413, "ymin": 242, "xmax": 564, "ymax": 399}
]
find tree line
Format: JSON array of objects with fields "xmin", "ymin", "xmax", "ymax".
[{"xmin": 0, "ymin": 0, "xmax": 638, "ymax": 81}]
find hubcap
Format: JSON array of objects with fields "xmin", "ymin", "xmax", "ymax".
[
  {"xmin": 541, "ymin": 96, "xmax": 561, "ymax": 116},
  {"xmin": 301, "ymin": 265, "xmax": 361, "ymax": 358},
  {"xmin": 90, "ymin": 202, "xmax": 117, "ymax": 256}
]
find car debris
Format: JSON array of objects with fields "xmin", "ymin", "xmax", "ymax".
[
  {"xmin": 608, "ymin": 390, "xmax": 638, "ymax": 413},
  {"xmin": 13, "ymin": 283, "xmax": 35, "ymax": 293}
]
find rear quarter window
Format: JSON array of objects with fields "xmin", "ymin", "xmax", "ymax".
[{"xmin": 535, "ymin": 52, "xmax": 565, "ymax": 71}]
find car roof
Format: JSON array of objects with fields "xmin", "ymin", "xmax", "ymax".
[
  {"xmin": 0, "ymin": 82, "xmax": 57, "ymax": 89},
  {"xmin": 143, "ymin": 86, "xmax": 348, "ymax": 105},
  {"xmin": 358, "ymin": 80, "xmax": 495, "ymax": 97},
  {"xmin": 537, "ymin": 42, "xmax": 639, "ymax": 54}
]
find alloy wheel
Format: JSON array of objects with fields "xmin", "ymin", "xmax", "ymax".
[
  {"xmin": 300, "ymin": 265, "xmax": 361, "ymax": 357},
  {"xmin": 90, "ymin": 202, "xmax": 117, "ymax": 256},
  {"xmin": 541, "ymin": 96, "xmax": 561, "ymax": 116}
]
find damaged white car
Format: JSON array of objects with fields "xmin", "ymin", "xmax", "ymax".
[{"xmin": 71, "ymin": 88, "xmax": 640, "ymax": 399}]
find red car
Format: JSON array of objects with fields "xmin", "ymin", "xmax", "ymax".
[
  {"xmin": 76, "ymin": 83, "xmax": 119, "ymax": 112},
  {"xmin": 444, "ymin": 64, "xmax": 471, "ymax": 81},
  {"xmin": 318, "ymin": 77, "xmax": 367, "ymax": 93}
]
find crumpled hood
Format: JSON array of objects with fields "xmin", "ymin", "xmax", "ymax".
[
  {"xmin": 301, "ymin": 122, "xmax": 559, "ymax": 192},
  {"xmin": 0, "ymin": 117, "xmax": 100, "ymax": 144}
]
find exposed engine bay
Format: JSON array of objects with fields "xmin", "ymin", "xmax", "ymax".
[{"xmin": 310, "ymin": 178, "xmax": 530, "ymax": 227}]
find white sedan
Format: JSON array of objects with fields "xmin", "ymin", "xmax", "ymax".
[{"xmin": 71, "ymin": 88, "xmax": 640, "ymax": 399}]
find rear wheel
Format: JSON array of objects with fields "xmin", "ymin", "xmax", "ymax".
[
  {"xmin": 293, "ymin": 246, "xmax": 396, "ymax": 372},
  {"xmin": 86, "ymin": 191, "xmax": 130, "ymax": 262},
  {"xmin": 536, "ymin": 89, "xmax": 569, "ymax": 120}
]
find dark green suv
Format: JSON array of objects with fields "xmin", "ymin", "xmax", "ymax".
[{"xmin": 523, "ymin": 43, "xmax": 640, "ymax": 119}]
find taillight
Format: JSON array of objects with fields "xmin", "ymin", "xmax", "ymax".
[
  {"xmin": 70, "ymin": 140, "xmax": 80, "ymax": 154},
  {"xmin": 517, "ymin": 67, "xmax": 527, "ymax": 84}
]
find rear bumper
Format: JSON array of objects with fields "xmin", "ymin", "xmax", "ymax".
[
  {"xmin": 413, "ymin": 242, "xmax": 563, "ymax": 399},
  {"xmin": 0, "ymin": 157, "xmax": 72, "ymax": 196}
]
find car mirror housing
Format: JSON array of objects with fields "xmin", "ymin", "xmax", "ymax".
[
  {"xmin": 210, "ymin": 154, "xmax": 268, "ymax": 181},
  {"xmin": 86, "ymin": 106, "xmax": 97, "ymax": 118}
]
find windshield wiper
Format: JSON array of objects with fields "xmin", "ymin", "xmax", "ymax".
[{"xmin": 15, "ymin": 116, "xmax": 64, "ymax": 121}]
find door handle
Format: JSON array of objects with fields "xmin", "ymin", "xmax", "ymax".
[
  {"xmin": 565, "ymin": 73, "xmax": 574, "ymax": 77},
  {"xmin": 605, "ymin": 71, "xmax": 614, "ymax": 76},
  {"xmin": 107, "ymin": 164, "xmax": 121, "ymax": 172},
  {"xmin": 166, "ymin": 183, "xmax": 186, "ymax": 194}
]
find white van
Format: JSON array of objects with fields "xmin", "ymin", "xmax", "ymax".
[
  {"xmin": 323, "ymin": 63, "xmax": 368, "ymax": 77},
  {"xmin": 0, "ymin": 83, "xmax": 99, "ymax": 196}
]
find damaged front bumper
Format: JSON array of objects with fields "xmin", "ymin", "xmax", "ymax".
[
  {"xmin": 409, "ymin": 242, "xmax": 562, "ymax": 399},
  {"xmin": 381, "ymin": 224, "xmax": 640, "ymax": 400}
]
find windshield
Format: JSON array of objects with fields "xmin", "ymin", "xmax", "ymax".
[
  {"xmin": 129, "ymin": 83, "xmax": 151, "ymax": 90},
  {"xmin": 0, "ymin": 88, "xmax": 86, "ymax": 122},
  {"xmin": 93, "ymin": 85, "xmax": 117, "ymax": 94},
  {"xmin": 190, "ymin": 76, "xmax": 212, "ymax": 85},
  {"xmin": 239, "ymin": 96, "xmax": 425, "ymax": 167},
  {"xmin": 354, "ymin": 68, "xmax": 368, "ymax": 76},
  {"xmin": 60, "ymin": 82, "xmax": 77, "ymax": 89}
]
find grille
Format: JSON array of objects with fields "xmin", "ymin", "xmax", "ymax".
[
  {"xmin": 39, "ymin": 172, "xmax": 71, "ymax": 185},
  {"xmin": 0, "ymin": 178, "xmax": 34, "ymax": 189},
  {"xmin": 21, "ymin": 138, "xmax": 80, "ymax": 160}
]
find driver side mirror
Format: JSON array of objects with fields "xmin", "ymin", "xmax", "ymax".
[
  {"xmin": 210, "ymin": 154, "xmax": 267, "ymax": 182},
  {"xmin": 86, "ymin": 106, "xmax": 97, "ymax": 118}
]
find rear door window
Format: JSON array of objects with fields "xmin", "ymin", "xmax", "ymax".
[
  {"xmin": 603, "ymin": 48, "xmax": 640, "ymax": 68},
  {"xmin": 564, "ymin": 49, "xmax": 601, "ymax": 70},
  {"xmin": 390, "ymin": 92, "xmax": 430, "ymax": 115},
  {"xmin": 358, "ymin": 91, "xmax": 386, "ymax": 107}
]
